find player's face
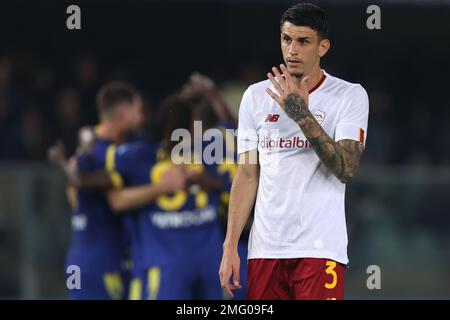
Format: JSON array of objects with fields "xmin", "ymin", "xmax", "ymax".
[
  {"xmin": 127, "ymin": 96, "xmax": 144, "ymax": 131},
  {"xmin": 118, "ymin": 97, "xmax": 144, "ymax": 134},
  {"xmin": 280, "ymin": 22, "xmax": 330, "ymax": 78}
]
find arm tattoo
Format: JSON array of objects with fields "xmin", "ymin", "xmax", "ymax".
[
  {"xmin": 283, "ymin": 93, "xmax": 310, "ymax": 122},
  {"xmin": 282, "ymin": 93, "xmax": 364, "ymax": 183}
]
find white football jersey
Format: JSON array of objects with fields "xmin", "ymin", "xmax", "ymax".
[{"xmin": 237, "ymin": 70, "xmax": 369, "ymax": 264}]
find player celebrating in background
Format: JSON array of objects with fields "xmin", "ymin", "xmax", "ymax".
[
  {"xmin": 181, "ymin": 73, "xmax": 251, "ymax": 300},
  {"xmin": 49, "ymin": 82, "xmax": 143, "ymax": 299},
  {"xmin": 219, "ymin": 3, "xmax": 369, "ymax": 300},
  {"xmin": 106, "ymin": 95, "xmax": 226, "ymax": 300},
  {"xmin": 52, "ymin": 74, "xmax": 239, "ymax": 300}
]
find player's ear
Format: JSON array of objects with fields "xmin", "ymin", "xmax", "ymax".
[{"xmin": 318, "ymin": 39, "xmax": 330, "ymax": 58}]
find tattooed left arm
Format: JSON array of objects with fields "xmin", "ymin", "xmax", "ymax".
[
  {"xmin": 266, "ymin": 65, "xmax": 365, "ymax": 183},
  {"xmin": 284, "ymin": 94, "xmax": 364, "ymax": 183}
]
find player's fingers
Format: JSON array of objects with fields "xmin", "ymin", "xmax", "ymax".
[
  {"xmin": 177, "ymin": 165, "xmax": 189, "ymax": 178},
  {"xmin": 221, "ymin": 277, "xmax": 234, "ymax": 298},
  {"xmin": 267, "ymin": 72, "xmax": 283, "ymax": 95},
  {"xmin": 266, "ymin": 88, "xmax": 284, "ymax": 107},
  {"xmin": 232, "ymin": 262, "xmax": 240, "ymax": 288},
  {"xmin": 220, "ymin": 264, "xmax": 236, "ymax": 298},
  {"xmin": 266, "ymin": 88, "xmax": 282, "ymax": 105},
  {"xmin": 272, "ymin": 66, "xmax": 286, "ymax": 90},
  {"xmin": 230, "ymin": 284, "xmax": 242, "ymax": 291},
  {"xmin": 224, "ymin": 284, "xmax": 234, "ymax": 298},
  {"xmin": 280, "ymin": 64, "xmax": 293, "ymax": 88},
  {"xmin": 218, "ymin": 269, "xmax": 224, "ymax": 287}
]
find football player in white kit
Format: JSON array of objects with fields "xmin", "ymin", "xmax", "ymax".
[{"xmin": 219, "ymin": 3, "xmax": 369, "ymax": 300}]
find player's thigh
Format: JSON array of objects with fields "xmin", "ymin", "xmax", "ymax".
[
  {"xmin": 102, "ymin": 270, "xmax": 126, "ymax": 300},
  {"xmin": 142, "ymin": 264, "xmax": 192, "ymax": 300},
  {"xmin": 120, "ymin": 262, "xmax": 133, "ymax": 300},
  {"xmin": 247, "ymin": 259, "xmax": 290, "ymax": 300},
  {"xmin": 292, "ymin": 258, "xmax": 345, "ymax": 300},
  {"xmin": 67, "ymin": 267, "xmax": 123, "ymax": 300},
  {"xmin": 128, "ymin": 266, "xmax": 146, "ymax": 300},
  {"xmin": 233, "ymin": 242, "xmax": 249, "ymax": 300},
  {"xmin": 66, "ymin": 249, "xmax": 126, "ymax": 300}
]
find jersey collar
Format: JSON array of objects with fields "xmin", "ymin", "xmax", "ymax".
[{"xmin": 308, "ymin": 70, "xmax": 327, "ymax": 94}]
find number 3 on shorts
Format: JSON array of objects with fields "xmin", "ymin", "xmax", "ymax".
[{"xmin": 325, "ymin": 260, "xmax": 337, "ymax": 289}]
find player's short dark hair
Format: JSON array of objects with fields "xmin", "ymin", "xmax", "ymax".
[
  {"xmin": 280, "ymin": 3, "xmax": 329, "ymax": 40},
  {"xmin": 96, "ymin": 81, "xmax": 140, "ymax": 117},
  {"xmin": 157, "ymin": 94, "xmax": 193, "ymax": 149},
  {"xmin": 185, "ymin": 93, "xmax": 218, "ymax": 130}
]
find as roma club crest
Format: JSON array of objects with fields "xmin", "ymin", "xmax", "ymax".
[{"xmin": 313, "ymin": 110, "xmax": 325, "ymax": 125}]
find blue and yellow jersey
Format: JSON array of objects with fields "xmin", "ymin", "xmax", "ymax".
[
  {"xmin": 70, "ymin": 138, "xmax": 125, "ymax": 263},
  {"xmin": 110, "ymin": 141, "xmax": 225, "ymax": 268},
  {"xmin": 215, "ymin": 121, "xmax": 249, "ymax": 300},
  {"xmin": 215, "ymin": 121, "xmax": 239, "ymax": 217},
  {"xmin": 67, "ymin": 136, "xmax": 127, "ymax": 300}
]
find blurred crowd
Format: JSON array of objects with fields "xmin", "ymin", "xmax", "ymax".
[
  {"xmin": 0, "ymin": 51, "xmax": 256, "ymax": 162},
  {"xmin": 0, "ymin": 52, "xmax": 100, "ymax": 160},
  {"xmin": 1, "ymin": 49, "xmax": 450, "ymax": 167}
]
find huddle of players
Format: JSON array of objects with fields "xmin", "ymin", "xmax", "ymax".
[{"xmin": 49, "ymin": 75, "xmax": 249, "ymax": 300}]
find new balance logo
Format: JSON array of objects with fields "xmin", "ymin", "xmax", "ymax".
[{"xmin": 265, "ymin": 114, "xmax": 280, "ymax": 122}]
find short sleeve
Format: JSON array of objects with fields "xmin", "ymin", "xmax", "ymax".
[
  {"xmin": 108, "ymin": 142, "xmax": 151, "ymax": 188},
  {"xmin": 335, "ymin": 85, "xmax": 369, "ymax": 146},
  {"xmin": 106, "ymin": 143, "xmax": 143, "ymax": 188},
  {"xmin": 237, "ymin": 88, "xmax": 258, "ymax": 154}
]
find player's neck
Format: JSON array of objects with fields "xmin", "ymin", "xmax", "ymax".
[
  {"xmin": 96, "ymin": 122, "xmax": 124, "ymax": 144},
  {"xmin": 293, "ymin": 66, "xmax": 324, "ymax": 92}
]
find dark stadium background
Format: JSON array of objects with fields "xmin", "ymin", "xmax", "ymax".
[{"xmin": 0, "ymin": 0, "xmax": 449, "ymax": 299}]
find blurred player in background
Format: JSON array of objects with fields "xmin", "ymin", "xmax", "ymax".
[
  {"xmin": 48, "ymin": 81, "xmax": 143, "ymax": 299},
  {"xmin": 219, "ymin": 3, "xmax": 369, "ymax": 300},
  {"xmin": 53, "ymin": 73, "xmax": 239, "ymax": 300},
  {"xmin": 104, "ymin": 92, "xmax": 226, "ymax": 299},
  {"xmin": 180, "ymin": 73, "xmax": 250, "ymax": 300}
]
